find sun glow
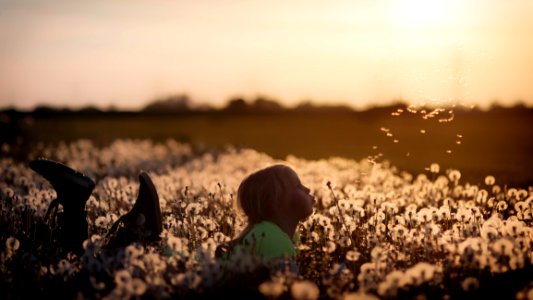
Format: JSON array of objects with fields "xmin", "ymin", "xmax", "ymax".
[
  {"xmin": 387, "ymin": 0, "xmax": 462, "ymax": 30},
  {"xmin": 0, "ymin": 1, "xmax": 532, "ymax": 109}
]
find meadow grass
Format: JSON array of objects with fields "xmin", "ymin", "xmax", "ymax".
[{"xmin": 8, "ymin": 108, "xmax": 533, "ymax": 188}]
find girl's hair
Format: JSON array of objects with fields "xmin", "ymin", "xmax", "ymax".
[
  {"xmin": 215, "ymin": 164, "xmax": 296, "ymax": 259},
  {"xmin": 237, "ymin": 164, "xmax": 295, "ymax": 225}
]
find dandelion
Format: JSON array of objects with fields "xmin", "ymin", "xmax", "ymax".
[
  {"xmin": 54, "ymin": 259, "xmax": 74, "ymax": 277},
  {"xmin": 128, "ymin": 278, "xmax": 147, "ymax": 296},
  {"xmin": 481, "ymin": 226, "xmax": 499, "ymax": 241},
  {"xmin": 492, "ymin": 238, "xmax": 514, "ymax": 256},
  {"xmin": 259, "ymin": 281, "xmax": 285, "ymax": 299},
  {"xmin": 496, "ymin": 201, "xmax": 508, "ymax": 212},
  {"xmin": 507, "ymin": 188, "xmax": 519, "ymax": 199},
  {"xmin": 291, "ymin": 280, "xmax": 320, "ymax": 300},
  {"xmin": 515, "ymin": 201, "xmax": 526, "ymax": 213},
  {"xmin": 90, "ymin": 276, "xmax": 106, "ymax": 290},
  {"xmin": 455, "ymin": 207, "xmax": 472, "ymax": 223},
  {"xmin": 385, "ymin": 270, "xmax": 404, "ymax": 287},
  {"xmin": 505, "ymin": 220, "xmax": 524, "ymax": 237},
  {"xmin": 95, "ymin": 216, "xmax": 109, "ymax": 228},
  {"xmin": 124, "ymin": 244, "xmax": 144, "ymax": 259},
  {"xmin": 408, "ymin": 262, "xmax": 436, "ymax": 283},
  {"xmin": 485, "ymin": 175, "xmax": 496, "ymax": 186},
  {"xmin": 509, "ymin": 253, "xmax": 525, "ymax": 270},
  {"xmin": 323, "ymin": 241, "xmax": 336, "ymax": 254},
  {"xmin": 492, "ymin": 185, "xmax": 502, "ymax": 195},
  {"xmin": 378, "ymin": 270, "xmax": 404, "ymax": 297},
  {"xmin": 438, "ymin": 206, "xmax": 451, "ymax": 220},
  {"xmin": 185, "ymin": 202, "xmax": 203, "ymax": 216},
  {"xmin": 5, "ymin": 236, "xmax": 20, "ymax": 253},
  {"xmin": 448, "ymin": 170, "xmax": 461, "ymax": 183},
  {"xmin": 417, "ymin": 208, "xmax": 433, "ymax": 223},
  {"xmin": 114, "ymin": 269, "xmax": 132, "ymax": 287},
  {"xmin": 338, "ymin": 235, "xmax": 352, "ymax": 247},
  {"xmin": 343, "ymin": 292, "xmax": 380, "ymax": 300},
  {"xmin": 346, "ymin": 250, "xmax": 361, "ymax": 262},
  {"xmin": 461, "ymin": 277, "xmax": 479, "ymax": 291},
  {"xmin": 370, "ymin": 246, "xmax": 387, "ymax": 262}
]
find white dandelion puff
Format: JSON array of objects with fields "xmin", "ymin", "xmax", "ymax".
[
  {"xmin": 259, "ymin": 281, "xmax": 285, "ymax": 298},
  {"xmin": 291, "ymin": 280, "xmax": 320, "ymax": 300}
]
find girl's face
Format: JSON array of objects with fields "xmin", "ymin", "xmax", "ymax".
[{"xmin": 282, "ymin": 170, "xmax": 315, "ymax": 221}]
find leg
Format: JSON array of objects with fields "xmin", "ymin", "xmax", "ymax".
[
  {"xmin": 29, "ymin": 159, "xmax": 95, "ymax": 255},
  {"xmin": 106, "ymin": 171, "xmax": 162, "ymax": 248}
]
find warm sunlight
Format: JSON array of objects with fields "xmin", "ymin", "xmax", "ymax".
[
  {"xmin": 387, "ymin": 0, "xmax": 461, "ymax": 30},
  {"xmin": 0, "ymin": 0, "xmax": 531, "ymax": 109}
]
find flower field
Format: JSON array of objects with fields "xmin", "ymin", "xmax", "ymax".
[{"xmin": 1, "ymin": 139, "xmax": 532, "ymax": 299}]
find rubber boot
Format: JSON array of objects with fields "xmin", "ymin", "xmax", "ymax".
[
  {"xmin": 29, "ymin": 159, "xmax": 95, "ymax": 255},
  {"xmin": 106, "ymin": 171, "xmax": 162, "ymax": 248}
]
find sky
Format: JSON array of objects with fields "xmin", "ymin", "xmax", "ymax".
[{"xmin": 0, "ymin": 0, "xmax": 532, "ymax": 110}]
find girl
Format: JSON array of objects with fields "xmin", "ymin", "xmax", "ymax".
[{"xmin": 216, "ymin": 164, "xmax": 315, "ymax": 265}]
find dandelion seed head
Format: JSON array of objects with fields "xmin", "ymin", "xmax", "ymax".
[
  {"xmin": 461, "ymin": 277, "xmax": 479, "ymax": 291},
  {"xmin": 6, "ymin": 237, "xmax": 20, "ymax": 252},
  {"xmin": 346, "ymin": 250, "xmax": 361, "ymax": 262},
  {"xmin": 323, "ymin": 241, "xmax": 336, "ymax": 254},
  {"xmin": 343, "ymin": 292, "xmax": 380, "ymax": 300},
  {"xmin": 259, "ymin": 281, "xmax": 285, "ymax": 298},
  {"xmin": 128, "ymin": 278, "xmax": 147, "ymax": 296},
  {"xmin": 291, "ymin": 280, "xmax": 320, "ymax": 300}
]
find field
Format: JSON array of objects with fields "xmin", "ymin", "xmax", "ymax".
[
  {"xmin": 1, "ymin": 106, "xmax": 533, "ymax": 299},
  {"xmin": 3, "ymin": 105, "xmax": 533, "ymax": 187}
]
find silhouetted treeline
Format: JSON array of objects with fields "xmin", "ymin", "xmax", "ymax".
[{"xmin": 0, "ymin": 95, "xmax": 531, "ymax": 117}]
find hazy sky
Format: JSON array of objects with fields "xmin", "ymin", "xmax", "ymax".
[{"xmin": 1, "ymin": 0, "xmax": 532, "ymax": 110}]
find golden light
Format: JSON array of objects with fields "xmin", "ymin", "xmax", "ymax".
[{"xmin": 387, "ymin": 0, "xmax": 462, "ymax": 30}]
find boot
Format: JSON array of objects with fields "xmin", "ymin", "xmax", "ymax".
[
  {"xmin": 29, "ymin": 159, "xmax": 95, "ymax": 255},
  {"xmin": 106, "ymin": 171, "xmax": 162, "ymax": 248}
]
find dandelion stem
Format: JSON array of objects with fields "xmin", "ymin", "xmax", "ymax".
[{"xmin": 326, "ymin": 181, "xmax": 355, "ymax": 249}]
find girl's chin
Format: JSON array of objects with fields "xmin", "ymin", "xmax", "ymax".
[{"xmin": 302, "ymin": 207, "xmax": 314, "ymax": 219}]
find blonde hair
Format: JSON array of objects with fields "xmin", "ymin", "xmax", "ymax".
[
  {"xmin": 215, "ymin": 164, "xmax": 297, "ymax": 258},
  {"xmin": 237, "ymin": 164, "xmax": 295, "ymax": 225}
]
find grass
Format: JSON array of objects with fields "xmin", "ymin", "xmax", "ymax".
[{"xmin": 3, "ymin": 107, "xmax": 533, "ymax": 188}]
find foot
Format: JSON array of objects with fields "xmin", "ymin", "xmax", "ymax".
[
  {"xmin": 29, "ymin": 159, "xmax": 95, "ymax": 212},
  {"xmin": 29, "ymin": 158, "xmax": 95, "ymax": 254},
  {"xmin": 106, "ymin": 171, "xmax": 162, "ymax": 248}
]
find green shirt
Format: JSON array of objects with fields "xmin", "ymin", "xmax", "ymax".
[{"xmin": 240, "ymin": 221, "xmax": 299, "ymax": 259}]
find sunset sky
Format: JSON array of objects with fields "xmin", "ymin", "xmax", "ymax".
[{"xmin": 1, "ymin": 0, "xmax": 532, "ymax": 110}]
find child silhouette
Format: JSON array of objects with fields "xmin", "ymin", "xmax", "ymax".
[{"xmin": 217, "ymin": 164, "xmax": 315, "ymax": 264}]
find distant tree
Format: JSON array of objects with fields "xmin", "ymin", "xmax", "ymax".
[
  {"xmin": 293, "ymin": 101, "xmax": 353, "ymax": 113},
  {"xmin": 32, "ymin": 105, "xmax": 71, "ymax": 116},
  {"xmin": 33, "ymin": 105, "xmax": 59, "ymax": 114},
  {"xmin": 223, "ymin": 97, "xmax": 249, "ymax": 113},
  {"xmin": 222, "ymin": 96, "xmax": 285, "ymax": 113},
  {"xmin": 77, "ymin": 106, "xmax": 103, "ymax": 115},
  {"xmin": 250, "ymin": 97, "xmax": 284, "ymax": 112},
  {"xmin": 143, "ymin": 94, "xmax": 191, "ymax": 113}
]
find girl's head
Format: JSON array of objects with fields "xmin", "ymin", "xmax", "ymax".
[{"xmin": 237, "ymin": 164, "xmax": 315, "ymax": 225}]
